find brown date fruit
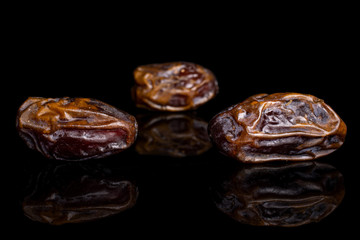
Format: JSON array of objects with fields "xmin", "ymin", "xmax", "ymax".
[
  {"xmin": 135, "ymin": 113, "xmax": 212, "ymax": 157},
  {"xmin": 16, "ymin": 97, "xmax": 138, "ymax": 160},
  {"xmin": 208, "ymin": 93, "xmax": 347, "ymax": 162},
  {"xmin": 132, "ymin": 61, "xmax": 219, "ymax": 111},
  {"xmin": 213, "ymin": 161, "xmax": 345, "ymax": 227},
  {"xmin": 22, "ymin": 162, "xmax": 138, "ymax": 225}
]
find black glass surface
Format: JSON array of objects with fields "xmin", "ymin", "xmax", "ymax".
[{"xmin": 7, "ymin": 20, "xmax": 357, "ymax": 239}]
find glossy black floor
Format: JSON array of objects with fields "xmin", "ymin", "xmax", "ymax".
[{"xmin": 7, "ymin": 22, "xmax": 358, "ymax": 238}]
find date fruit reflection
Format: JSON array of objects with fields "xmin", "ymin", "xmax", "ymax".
[
  {"xmin": 213, "ymin": 161, "xmax": 344, "ymax": 227},
  {"xmin": 135, "ymin": 113, "xmax": 212, "ymax": 157},
  {"xmin": 22, "ymin": 162, "xmax": 138, "ymax": 225}
]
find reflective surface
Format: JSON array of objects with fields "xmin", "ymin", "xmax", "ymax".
[
  {"xmin": 13, "ymin": 103, "xmax": 354, "ymax": 238},
  {"xmin": 10, "ymin": 37, "xmax": 356, "ymax": 238},
  {"xmin": 212, "ymin": 161, "xmax": 344, "ymax": 227},
  {"xmin": 22, "ymin": 162, "xmax": 138, "ymax": 225},
  {"xmin": 135, "ymin": 113, "xmax": 212, "ymax": 157}
]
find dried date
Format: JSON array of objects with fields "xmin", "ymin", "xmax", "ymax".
[
  {"xmin": 213, "ymin": 161, "xmax": 345, "ymax": 227},
  {"xmin": 16, "ymin": 97, "xmax": 138, "ymax": 160},
  {"xmin": 208, "ymin": 93, "xmax": 347, "ymax": 162},
  {"xmin": 132, "ymin": 61, "xmax": 219, "ymax": 111}
]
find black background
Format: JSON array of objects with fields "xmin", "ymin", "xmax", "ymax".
[{"xmin": 6, "ymin": 7, "xmax": 358, "ymax": 239}]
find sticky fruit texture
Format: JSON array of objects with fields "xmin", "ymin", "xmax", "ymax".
[
  {"xmin": 22, "ymin": 163, "xmax": 138, "ymax": 225},
  {"xmin": 208, "ymin": 93, "xmax": 347, "ymax": 162},
  {"xmin": 16, "ymin": 97, "xmax": 138, "ymax": 160},
  {"xmin": 213, "ymin": 161, "xmax": 345, "ymax": 227},
  {"xmin": 132, "ymin": 61, "xmax": 219, "ymax": 111},
  {"xmin": 135, "ymin": 113, "xmax": 212, "ymax": 157}
]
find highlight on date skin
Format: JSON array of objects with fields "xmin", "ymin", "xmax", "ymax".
[
  {"xmin": 16, "ymin": 97, "xmax": 138, "ymax": 161},
  {"xmin": 208, "ymin": 93, "xmax": 347, "ymax": 163}
]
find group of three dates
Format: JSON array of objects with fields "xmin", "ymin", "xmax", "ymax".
[{"xmin": 16, "ymin": 62, "xmax": 347, "ymax": 162}]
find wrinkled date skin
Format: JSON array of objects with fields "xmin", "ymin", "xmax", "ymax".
[
  {"xmin": 213, "ymin": 161, "xmax": 345, "ymax": 227},
  {"xmin": 22, "ymin": 163, "xmax": 138, "ymax": 225},
  {"xmin": 208, "ymin": 93, "xmax": 347, "ymax": 162},
  {"xmin": 135, "ymin": 113, "xmax": 212, "ymax": 157},
  {"xmin": 132, "ymin": 61, "xmax": 219, "ymax": 111},
  {"xmin": 16, "ymin": 97, "xmax": 138, "ymax": 160}
]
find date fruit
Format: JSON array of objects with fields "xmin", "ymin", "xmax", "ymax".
[
  {"xmin": 132, "ymin": 61, "xmax": 219, "ymax": 111},
  {"xmin": 213, "ymin": 161, "xmax": 345, "ymax": 227},
  {"xmin": 22, "ymin": 162, "xmax": 138, "ymax": 225},
  {"xmin": 208, "ymin": 93, "xmax": 347, "ymax": 162},
  {"xmin": 135, "ymin": 113, "xmax": 212, "ymax": 157},
  {"xmin": 16, "ymin": 97, "xmax": 138, "ymax": 160}
]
